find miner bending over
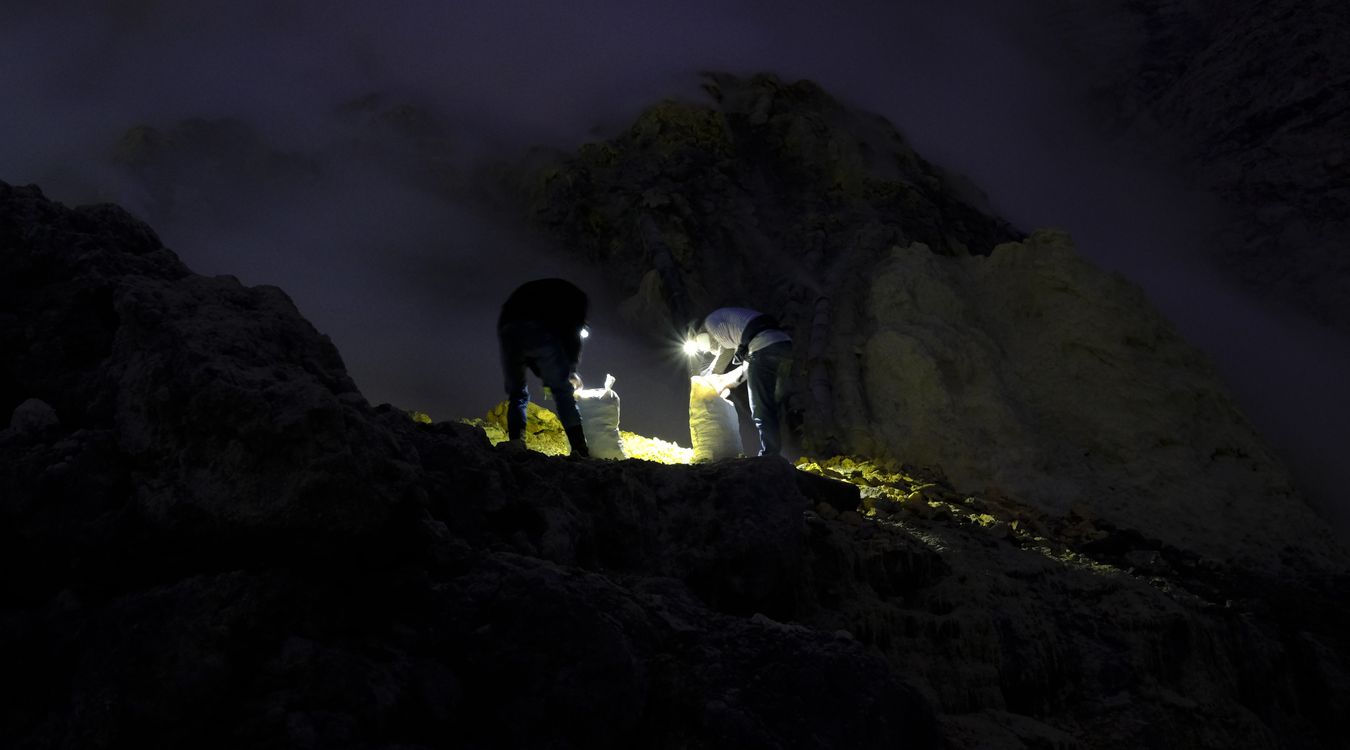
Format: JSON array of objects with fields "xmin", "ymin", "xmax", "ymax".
[
  {"xmin": 498, "ymin": 278, "xmax": 590, "ymax": 457},
  {"xmin": 690, "ymin": 307, "xmax": 792, "ymax": 456}
]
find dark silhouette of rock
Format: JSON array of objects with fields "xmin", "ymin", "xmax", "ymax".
[{"xmin": 1, "ymin": 180, "xmax": 937, "ymax": 748}]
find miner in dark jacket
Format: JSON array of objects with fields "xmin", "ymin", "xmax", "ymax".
[
  {"xmin": 498, "ymin": 278, "xmax": 590, "ymax": 457},
  {"xmin": 688, "ymin": 307, "xmax": 792, "ymax": 456}
]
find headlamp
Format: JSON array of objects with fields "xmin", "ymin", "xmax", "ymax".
[{"xmin": 683, "ymin": 332, "xmax": 712, "ymax": 356}]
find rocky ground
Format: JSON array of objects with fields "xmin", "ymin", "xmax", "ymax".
[{"xmin": 4, "ymin": 177, "xmax": 1349, "ymax": 749}]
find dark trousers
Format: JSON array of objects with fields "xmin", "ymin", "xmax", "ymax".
[
  {"xmin": 747, "ymin": 341, "xmax": 791, "ymax": 456},
  {"xmin": 498, "ymin": 321, "xmax": 581, "ymax": 439}
]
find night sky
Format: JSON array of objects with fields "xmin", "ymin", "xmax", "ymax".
[{"xmin": 4, "ymin": 1, "xmax": 1348, "ymax": 538}]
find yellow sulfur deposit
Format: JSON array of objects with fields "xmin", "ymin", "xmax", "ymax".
[
  {"xmin": 619, "ymin": 432, "xmax": 694, "ymax": 464},
  {"xmin": 468, "ymin": 401, "xmax": 572, "ymax": 456},
  {"xmin": 447, "ymin": 406, "xmax": 1129, "ymax": 577},
  {"xmin": 468, "ymin": 402, "xmax": 695, "ymax": 463}
]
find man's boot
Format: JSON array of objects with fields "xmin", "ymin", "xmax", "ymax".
[{"xmin": 564, "ymin": 424, "xmax": 590, "ymax": 458}]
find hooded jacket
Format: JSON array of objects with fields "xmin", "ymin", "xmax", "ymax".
[{"xmin": 498, "ymin": 278, "xmax": 589, "ymax": 365}]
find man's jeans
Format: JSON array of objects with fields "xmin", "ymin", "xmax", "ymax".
[
  {"xmin": 747, "ymin": 341, "xmax": 791, "ymax": 456},
  {"xmin": 498, "ymin": 321, "xmax": 580, "ymax": 439}
]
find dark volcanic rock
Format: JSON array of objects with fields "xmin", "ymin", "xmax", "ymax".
[
  {"xmin": 0, "ymin": 181, "xmax": 419, "ymax": 585},
  {"xmin": 512, "ymin": 72, "xmax": 1020, "ymax": 333},
  {"xmin": 0, "ymin": 180, "xmax": 937, "ymax": 748}
]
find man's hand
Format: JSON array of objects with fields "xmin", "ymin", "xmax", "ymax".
[
  {"xmin": 569, "ymin": 372, "xmax": 583, "ymax": 390},
  {"xmin": 710, "ymin": 363, "xmax": 747, "ymax": 393}
]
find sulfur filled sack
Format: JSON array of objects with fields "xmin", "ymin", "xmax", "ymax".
[
  {"xmin": 689, "ymin": 375, "xmax": 741, "ymax": 461},
  {"xmin": 576, "ymin": 374, "xmax": 626, "ymax": 459}
]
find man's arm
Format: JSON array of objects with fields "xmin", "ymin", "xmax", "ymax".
[
  {"xmin": 561, "ymin": 327, "xmax": 583, "ymax": 370},
  {"xmin": 704, "ymin": 346, "xmax": 736, "ymax": 377}
]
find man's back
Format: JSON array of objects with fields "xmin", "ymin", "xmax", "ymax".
[{"xmin": 499, "ymin": 278, "xmax": 588, "ymax": 329}]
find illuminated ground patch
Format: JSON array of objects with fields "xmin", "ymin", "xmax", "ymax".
[
  {"xmin": 451, "ymin": 401, "xmax": 696, "ymax": 463},
  {"xmin": 425, "ymin": 406, "xmax": 1131, "ymax": 577}
]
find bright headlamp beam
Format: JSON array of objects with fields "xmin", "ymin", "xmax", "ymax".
[{"xmin": 682, "ymin": 339, "xmax": 700, "ymax": 356}]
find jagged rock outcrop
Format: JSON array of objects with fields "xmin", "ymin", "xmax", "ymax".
[
  {"xmin": 0, "ymin": 180, "xmax": 934, "ymax": 748},
  {"xmin": 796, "ymin": 459, "xmax": 1350, "ymax": 750},
  {"xmin": 3, "ymin": 179, "xmax": 1348, "ymax": 749},
  {"xmin": 514, "ymin": 73, "xmax": 1346, "ymax": 574},
  {"xmin": 846, "ymin": 230, "xmax": 1345, "ymax": 570},
  {"xmin": 516, "ymin": 72, "xmax": 1020, "ymax": 334},
  {"xmin": 0, "ymin": 180, "xmax": 414, "ymax": 559}
]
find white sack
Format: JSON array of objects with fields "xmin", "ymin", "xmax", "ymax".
[
  {"xmin": 689, "ymin": 375, "xmax": 741, "ymax": 461},
  {"xmin": 576, "ymin": 374, "xmax": 626, "ymax": 459}
]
